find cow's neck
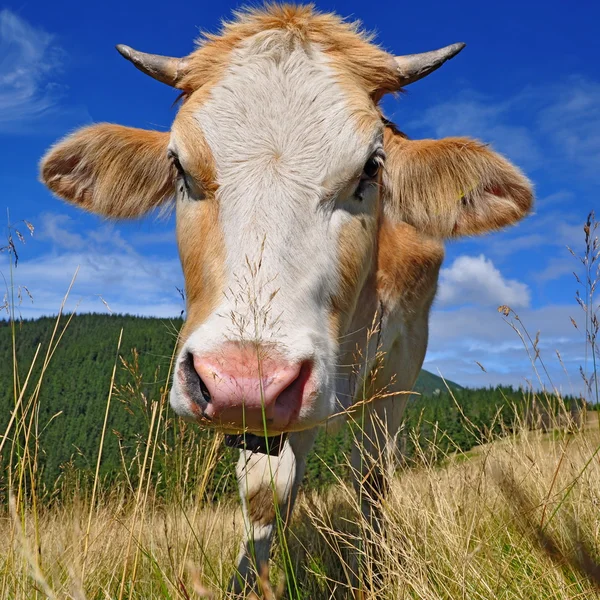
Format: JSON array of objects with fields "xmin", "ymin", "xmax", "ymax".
[{"xmin": 331, "ymin": 225, "xmax": 443, "ymax": 427}]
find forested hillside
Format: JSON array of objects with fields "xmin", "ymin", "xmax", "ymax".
[{"xmin": 0, "ymin": 314, "xmax": 576, "ymax": 500}]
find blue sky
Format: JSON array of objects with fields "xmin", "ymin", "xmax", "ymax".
[{"xmin": 1, "ymin": 1, "xmax": 599, "ymax": 395}]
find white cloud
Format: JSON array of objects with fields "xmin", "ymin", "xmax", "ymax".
[
  {"xmin": 37, "ymin": 213, "xmax": 85, "ymax": 249},
  {"xmin": 426, "ymin": 304, "xmax": 590, "ymax": 395},
  {"xmin": 130, "ymin": 230, "xmax": 178, "ymax": 246},
  {"xmin": 400, "ymin": 79, "xmax": 598, "ymax": 293},
  {"xmin": 454, "ymin": 203, "xmax": 591, "ymax": 290},
  {"xmin": 487, "ymin": 233, "xmax": 546, "ymax": 258},
  {"xmin": 405, "ymin": 77, "xmax": 600, "ymax": 183},
  {"xmin": 0, "ymin": 10, "xmax": 60, "ymax": 128},
  {"xmin": 2, "ymin": 214, "xmax": 592, "ymax": 395},
  {"xmin": 540, "ymin": 190, "xmax": 577, "ymax": 208},
  {"xmin": 479, "ymin": 207, "xmax": 585, "ymax": 269},
  {"xmin": 437, "ymin": 254, "xmax": 531, "ymax": 309},
  {"xmin": 535, "ymin": 257, "xmax": 576, "ymax": 283},
  {"xmin": 0, "ymin": 10, "xmax": 88, "ymax": 133},
  {"xmin": 2, "ymin": 214, "xmax": 184, "ymax": 318},
  {"xmin": 3, "ymin": 251, "xmax": 184, "ymax": 318},
  {"xmin": 555, "ymin": 221, "xmax": 586, "ymax": 249},
  {"xmin": 537, "ymin": 77, "xmax": 600, "ymax": 179}
]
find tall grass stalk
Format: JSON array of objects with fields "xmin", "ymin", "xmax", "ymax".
[
  {"xmin": 82, "ymin": 328, "xmax": 123, "ymax": 580},
  {"xmin": 569, "ymin": 210, "xmax": 600, "ymax": 405}
]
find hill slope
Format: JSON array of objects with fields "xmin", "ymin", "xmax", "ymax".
[
  {"xmin": 415, "ymin": 368, "xmax": 461, "ymax": 395},
  {"xmin": 0, "ymin": 313, "xmax": 459, "ymax": 396},
  {"xmin": 1, "ymin": 314, "xmax": 525, "ymax": 496}
]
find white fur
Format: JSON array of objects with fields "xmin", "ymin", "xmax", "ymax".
[{"xmin": 171, "ymin": 30, "xmax": 382, "ymax": 429}]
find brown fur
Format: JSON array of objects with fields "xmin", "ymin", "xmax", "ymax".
[
  {"xmin": 38, "ymin": 4, "xmax": 533, "ymax": 351},
  {"xmin": 177, "ymin": 196, "xmax": 226, "ymax": 349},
  {"xmin": 40, "ymin": 125, "xmax": 173, "ymax": 219},
  {"xmin": 179, "ymin": 5, "xmax": 399, "ymax": 99},
  {"xmin": 329, "ymin": 212, "xmax": 379, "ymax": 340},
  {"xmin": 377, "ymin": 221, "xmax": 444, "ymax": 314},
  {"xmin": 172, "ymin": 99, "xmax": 219, "ymax": 195},
  {"xmin": 178, "ymin": 5, "xmax": 390, "ymax": 144},
  {"xmin": 171, "ymin": 88, "xmax": 226, "ymax": 349},
  {"xmin": 246, "ymin": 485, "xmax": 278, "ymax": 527},
  {"xmin": 37, "ymin": 10, "xmax": 535, "ymax": 583},
  {"xmin": 382, "ymin": 124, "xmax": 534, "ymax": 238}
]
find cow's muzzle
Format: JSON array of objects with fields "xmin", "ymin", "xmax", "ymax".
[{"xmin": 176, "ymin": 343, "xmax": 314, "ymax": 433}]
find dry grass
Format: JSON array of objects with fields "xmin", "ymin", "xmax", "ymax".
[{"xmin": 2, "ymin": 418, "xmax": 600, "ymax": 599}]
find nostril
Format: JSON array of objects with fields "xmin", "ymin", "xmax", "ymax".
[
  {"xmin": 184, "ymin": 353, "xmax": 212, "ymax": 404},
  {"xmin": 198, "ymin": 372, "xmax": 212, "ymax": 403},
  {"xmin": 273, "ymin": 360, "xmax": 313, "ymax": 409}
]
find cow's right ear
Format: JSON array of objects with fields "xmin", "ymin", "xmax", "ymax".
[{"xmin": 40, "ymin": 124, "xmax": 174, "ymax": 219}]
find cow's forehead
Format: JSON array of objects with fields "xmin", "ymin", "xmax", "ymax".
[{"xmin": 172, "ymin": 29, "xmax": 382, "ymax": 191}]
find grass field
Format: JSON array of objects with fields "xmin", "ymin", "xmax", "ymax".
[{"xmin": 2, "ymin": 407, "xmax": 600, "ymax": 599}]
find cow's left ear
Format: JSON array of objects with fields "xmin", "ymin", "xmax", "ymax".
[{"xmin": 382, "ymin": 126, "xmax": 533, "ymax": 237}]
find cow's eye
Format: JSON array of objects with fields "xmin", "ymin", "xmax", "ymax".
[
  {"xmin": 363, "ymin": 156, "xmax": 381, "ymax": 180},
  {"xmin": 169, "ymin": 151, "xmax": 200, "ymax": 200},
  {"xmin": 355, "ymin": 151, "xmax": 385, "ymax": 200},
  {"xmin": 171, "ymin": 155, "xmax": 185, "ymax": 178}
]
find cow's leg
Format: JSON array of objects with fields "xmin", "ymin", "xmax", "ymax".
[
  {"xmin": 230, "ymin": 428, "xmax": 317, "ymax": 594},
  {"xmin": 351, "ymin": 394, "xmax": 408, "ymax": 583}
]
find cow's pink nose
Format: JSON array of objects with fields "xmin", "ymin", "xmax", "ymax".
[{"xmin": 191, "ymin": 344, "xmax": 312, "ymax": 432}]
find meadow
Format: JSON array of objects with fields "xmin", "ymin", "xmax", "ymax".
[{"xmin": 1, "ymin": 212, "xmax": 599, "ymax": 599}]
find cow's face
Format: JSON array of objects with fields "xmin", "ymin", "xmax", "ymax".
[
  {"xmin": 40, "ymin": 6, "xmax": 533, "ymax": 435},
  {"xmin": 169, "ymin": 32, "xmax": 386, "ymax": 433}
]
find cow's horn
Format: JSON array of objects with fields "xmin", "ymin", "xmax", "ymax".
[
  {"xmin": 116, "ymin": 44, "xmax": 189, "ymax": 88},
  {"xmin": 392, "ymin": 43, "xmax": 466, "ymax": 86}
]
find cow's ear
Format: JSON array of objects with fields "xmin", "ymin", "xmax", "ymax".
[
  {"xmin": 40, "ymin": 124, "xmax": 174, "ymax": 219},
  {"xmin": 382, "ymin": 126, "xmax": 533, "ymax": 237}
]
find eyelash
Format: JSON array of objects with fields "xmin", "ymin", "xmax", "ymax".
[{"xmin": 170, "ymin": 155, "xmax": 191, "ymax": 196}]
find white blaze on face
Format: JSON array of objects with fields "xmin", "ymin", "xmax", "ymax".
[{"xmin": 171, "ymin": 30, "xmax": 382, "ymax": 427}]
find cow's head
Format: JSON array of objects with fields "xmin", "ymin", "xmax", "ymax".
[{"xmin": 40, "ymin": 6, "xmax": 532, "ymax": 435}]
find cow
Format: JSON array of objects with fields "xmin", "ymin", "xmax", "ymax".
[{"xmin": 40, "ymin": 4, "xmax": 533, "ymax": 594}]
